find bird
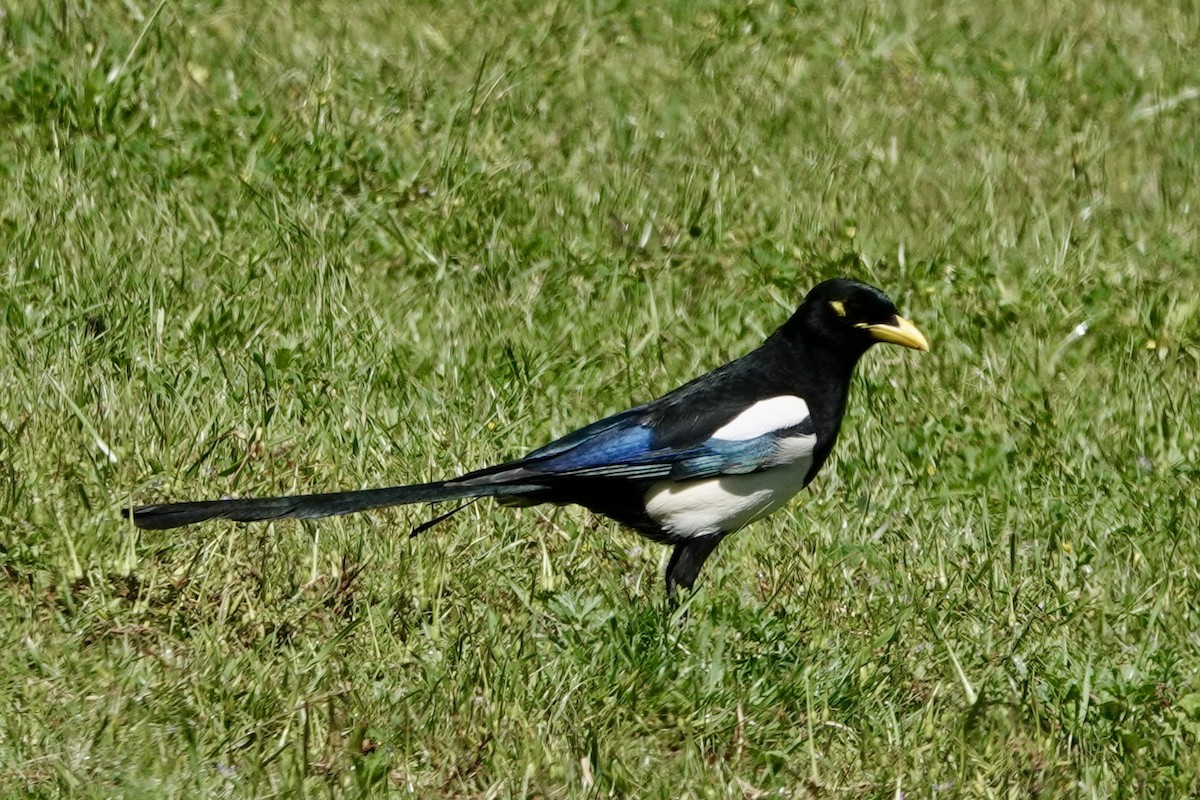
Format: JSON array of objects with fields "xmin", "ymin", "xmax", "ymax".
[{"xmin": 126, "ymin": 278, "xmax": 928, "ymax": 597}]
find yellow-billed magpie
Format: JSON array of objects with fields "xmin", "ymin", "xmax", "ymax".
[{"xmin": 127, "ymin": 279, "xmax": 928, "ymax": 595}]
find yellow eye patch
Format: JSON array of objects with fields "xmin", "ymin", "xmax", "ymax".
[{"xmin": 829, "ymin": 300, "xmax": 846, "ymax": 317}]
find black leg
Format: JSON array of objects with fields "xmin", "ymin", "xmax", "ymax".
[{"xmin": 664, "ymin": 534, "xmax": 726, "ymax": 598}]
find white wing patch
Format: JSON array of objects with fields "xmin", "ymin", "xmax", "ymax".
[
  {"xmin": 765, "ymin": 431, "xmax": 818, "ymax": 468},
  {"xmin": 710, "ymin": 396, "xmax": 811, "ymax": 441}
]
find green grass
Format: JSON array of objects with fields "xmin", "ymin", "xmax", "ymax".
[{"xmin": 2, "ymin": 0, "xmax": 1199, "ymax": 795}]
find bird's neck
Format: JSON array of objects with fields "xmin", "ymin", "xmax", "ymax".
[{"xmin": 762, "ymin": 330, "xmax": 863, "ymax": 459}]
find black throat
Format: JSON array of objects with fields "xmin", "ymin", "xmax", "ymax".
[{"xmin": 758, "ymin": 326, "xmax": 867, "ymax": 483}]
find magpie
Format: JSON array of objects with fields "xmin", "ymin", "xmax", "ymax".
[{"xmin": 126, "ymin": 278, "xmax": 928, "ymax": 596}]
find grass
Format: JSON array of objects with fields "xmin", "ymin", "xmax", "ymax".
[{"xmin": 1, "ymin": 0, "xmax": 1198, "ymax": 795}]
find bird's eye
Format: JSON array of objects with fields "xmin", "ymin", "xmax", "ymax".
[{"xmin": 829, "ymin": 300, "xmax": 847, "ymax": 318}]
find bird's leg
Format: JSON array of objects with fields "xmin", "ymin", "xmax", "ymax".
[{"xmin": 664, "ymin": 534, "xmax": 726, "ymax": 598}]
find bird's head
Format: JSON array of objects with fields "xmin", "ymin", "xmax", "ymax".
[{"xmin": 785, "ymin": 278, "xmax": 930, "ymax": 358}]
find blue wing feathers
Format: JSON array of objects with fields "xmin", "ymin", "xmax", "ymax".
[
  {"xmin": 523, "ymin": 407, "xmax": 648, "ymax": 460},
  {"xmin": 537, "ymin": 424, "xmax": 656, "ymax": 471},
  {"xmin": 518, "ymin": 421, "xmax": 794, "ymax": 483},
  {"xmin": 506, "ymin": 401, "xmax": 813, "ymax": 483},
  {"xmin": 668, "ymin": 437, "xmax": 777, "ymax": 479}
]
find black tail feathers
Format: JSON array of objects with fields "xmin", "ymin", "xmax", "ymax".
[{"xmin": 125, "ymin": 479, "xmax": 544, "ymax": 531}]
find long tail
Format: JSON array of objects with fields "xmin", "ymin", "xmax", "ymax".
[{"xmin": 124, "ymin": 477, "xmax": 545, "ymax": 531}]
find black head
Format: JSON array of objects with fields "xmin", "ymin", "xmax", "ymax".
[{"xmin": 781, "ymin": 278, "xmax": 930, "ymax": 358}]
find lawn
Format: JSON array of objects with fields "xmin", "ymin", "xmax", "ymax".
[{"xmin": 1, "ymin": 0, "xmax": 1198, "ymax": 796}]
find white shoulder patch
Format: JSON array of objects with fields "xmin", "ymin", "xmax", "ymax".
[{"xmin": 710, "ymin": 396, "xmax": 810, "ymax": 441}]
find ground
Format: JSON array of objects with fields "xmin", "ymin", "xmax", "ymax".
[{"xmin": 1, "ymin": 0, "xmax": 1198, "ymax": 796}]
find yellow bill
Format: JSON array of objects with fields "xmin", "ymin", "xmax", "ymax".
[{"xmin": 862, "ymin": 316, "xmax": 929, "ymax": 351}]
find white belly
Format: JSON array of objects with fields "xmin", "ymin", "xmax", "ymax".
[{"xmin": 643, "ymin": 459, "xmax": 812, "ymax": 539}]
